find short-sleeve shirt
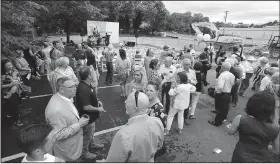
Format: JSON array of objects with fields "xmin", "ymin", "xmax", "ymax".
[
  {"xmin": 215, "ymin": 71, "xmax": 235, "ymax": 93},
  {"xmin": 76, "ymin": 81, "xmax": 99, "ymax": 123},
  {"xmin": 148, "ymin": 102, "xmax": 166, "ymax": 128}
]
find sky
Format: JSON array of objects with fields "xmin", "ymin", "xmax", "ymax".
[{"xmin": 163, "ymin": 1, "xmax": 279, "ymax": 24}]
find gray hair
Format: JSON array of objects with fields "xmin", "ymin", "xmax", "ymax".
[
  {"xmin": 56, "ymin": 76, "xmax": 70, "ymax": 91},
  {"xmin": 222, "ymin": 62, "xmax": 232, "ymax": 71},
  {"xmin": 56, "ymin": 57, "xmax": 70, "ymax": 67},
  {"xmin": 182, "ymin": 58, "xmax": 191, "ymax": 64}
]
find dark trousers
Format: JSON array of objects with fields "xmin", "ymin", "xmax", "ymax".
[
  {"xmin": 105, "ymin": 62, "xmax": 113, "ymax": 84},
  {"xmin": 21, "ymin": 74, "xmax": 30, "ymax": 86},
  {"xmin": 162, "ymin": 82, "xmax": 172, "ymax": 114},
  {"xmin": 105, "ymin": 39, "xmax": 110, "ymax": 46},
  {"xmin": 209, "ymin": 52, "xmax": 213, "ymax": 63},
  {"xmin": 183, "ymin": 94, "xmax": 192, "ymax": 119},
  {"xmin": 214, "ymin": 93, "xmax": 231, "ymax": 125},
  {"xmin": 216, "ymin": 66, "xmax": 221, "ymax": 78},
  {"xmin": 2, "ymin": 93, "xmax": 21, "ymax": 122},
  {"xmin": 239, "ymin": 73, "xmax": 253, "ymax": 95},
  {"xmin": 231, "ymin": 81, "xmax": 241, "ymax": 105}
]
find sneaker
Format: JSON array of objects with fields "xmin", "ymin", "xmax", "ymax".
[
  {"xmin": 15, "ymin": 120, "xmax": 23, "ymax": 127},
  {"xmin": 82, "ymin": 152, "xmax": 97, "ymax": 160}
]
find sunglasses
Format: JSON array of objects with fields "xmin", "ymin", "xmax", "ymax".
[{"xmin": 134, "ymin": 90, "xmax": 144, "ymax": 108}]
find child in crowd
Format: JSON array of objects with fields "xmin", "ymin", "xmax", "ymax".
[
  {"xmin": 166, "ymin": 72, "xmax": 196, "ymax": 135},
  {"xmin": 17, "ymin": 124, "xmax": 65, "ymax": 162}
]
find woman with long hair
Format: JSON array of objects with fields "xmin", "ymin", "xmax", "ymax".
[
  {"xmin": 147, "ymin": 59, "xmax": 162, "ymax": 86},
  {"xmin": 229, "ymin": 91, "xmax": 279, "ymax": 162},
  {"xmin": 127, "ymin": 67, "xmax": 147, "ymax": 94},
  {"xmin": 115, "ymin": 49, "xmax": 131, "ymax": 98},
  {"xmin": 145, "ymin": 81, "xmax": 167, "ymax": 158}
]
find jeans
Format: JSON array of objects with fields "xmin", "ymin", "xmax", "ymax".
[
  {"xmin": 231, "ymin": 80, "xmax": 241, "ymax": 105},
  {"xmin": 214, "ymin": 93, "xmax": 231, "ymax": 125},
  {"xmin": 239, "ymin": 73, "xmax": 253, "ymax": 95},
  {"xmin": 161, "ymin": 82, "xmax": 172, "ymax": 114},
  {"xmin": 105, "ymin": 62, "xmax": 113, "ymax": 84},
  {"xmin": 190, "ymin": 92, "xmax": 201, "ymax": 116},
  {"xmin": 166, "ymin": 107, "xmax": 184, "ymax": 130},
  {"xmin": 82, "ymin": 122, "xmax": 95, "ymax": 155}
]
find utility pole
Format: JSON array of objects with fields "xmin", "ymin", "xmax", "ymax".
[{"xmin": 223, "ymin": 11, "xmax": 229, "ymax": 34}]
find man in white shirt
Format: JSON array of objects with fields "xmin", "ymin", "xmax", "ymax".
[
  {"xmin": 45, "ymin": 77, "xmax": 90, "ymax": 161},
  {"xmin": 158, "ymin": 56, "xmax": 177, "ymax": 114},
  {"xmin": 189, "ymin": 44, "xmax": 195, "ymax": 56},
  {"xmin": 207, "ymin": 43, "xmax": 215, "ymax": 63},
  {"xmin": 97, "ymin": 91, "xmax": 164, "ymax": 162},
  {"xmin": 209, "ymin": 62, "xmax": 235, "ymax": 126},
  {"xmin": 176, "ymin": 58, "xmax": 198, "ymax": 120},
  {"xmin": 239, "ymin": 56, "xmax": 256, "ymax": 96}
]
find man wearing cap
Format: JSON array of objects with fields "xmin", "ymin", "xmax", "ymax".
[
  {"xmin": 97, "ymin": 91, "xmax": 164, "ymax": 162},
  {"xmin": 239, "ymin": 56, "xmax": 256, "ymax": 96},
  {"xmin": 209, "ymin": 62, "xmax": 235, "ymax": 127},
  {"xmin": 158, "ymin": 56, "xmax": 177, "ymax": 114}
]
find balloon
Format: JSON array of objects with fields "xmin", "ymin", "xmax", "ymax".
[
  {"xmin": 203, "ymin": 34, "xmax": 211, "ymax": 41},
  {"xmin": 198, "ymin": 42, "xmax": 207, "ymax": 49},
  {"xmin": 197, "ymin": 34, "xmax": 204, "ymax": 41}
]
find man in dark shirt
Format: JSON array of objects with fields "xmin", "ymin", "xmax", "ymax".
[
  {"xmin": 105, "ymin": 33, "xmax": 111, "ymax": 46},
  {"xmin": 199, "ymin": 48, "xmax": 211, "ymax": 83},
  {"xmin": 76, "ymin": 66, "xmax": 105, "ymax": 159},
  {"xmin": 72, "ymin": 44, "xmax": 86, "ymax": 68}
]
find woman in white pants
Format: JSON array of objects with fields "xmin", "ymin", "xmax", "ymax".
[{"xmin": 166, "ymin": 72, "xmax": 196, "ymax": 135}]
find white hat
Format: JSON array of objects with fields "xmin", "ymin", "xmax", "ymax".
[{"xmin": 247, "ymin": 56, "xmax": 256, "ymax": 61}]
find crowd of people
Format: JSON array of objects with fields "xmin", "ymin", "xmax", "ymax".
[{"xmin": 1, "ymin": 37, "xmax": 280, "ymax": 162}]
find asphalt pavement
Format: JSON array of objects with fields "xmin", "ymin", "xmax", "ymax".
[{"xmin": 1, "ymin": 49, "xmax": 279, "ymax": 162}]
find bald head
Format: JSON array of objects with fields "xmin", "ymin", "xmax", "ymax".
[{"xmin": 125, "ymin": 91, "xmax": 149, "ymax": 117}]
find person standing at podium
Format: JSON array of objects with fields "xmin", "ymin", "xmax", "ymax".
[{"xmin": 105, "ymin": 33, "xmax": 111, "ymax": 46}]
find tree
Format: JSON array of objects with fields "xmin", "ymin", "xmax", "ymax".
[
  {"xmin": 36, "ymin": 1, "xmax": 106, "ymax": 43},
  {"xmin": 1, "ymin": 1, "xmax": 48, "ymax": 57}
]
